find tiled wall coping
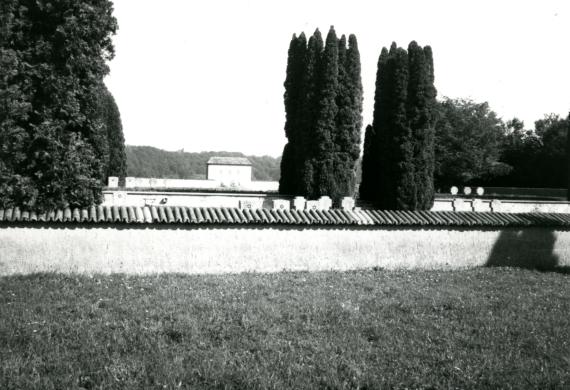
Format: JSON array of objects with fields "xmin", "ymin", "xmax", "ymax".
[{"xmin": 2, "ymin": 206, "xmax": 570, "ymax": 228}]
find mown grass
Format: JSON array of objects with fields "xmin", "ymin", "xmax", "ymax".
[{"xmin": 1, "ymin": 268, "xmax": 569, "ymax": 389}]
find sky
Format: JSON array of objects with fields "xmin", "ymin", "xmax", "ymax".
[{"xmin": 105, "ymin": 0, "xmax": 570, "ymax": 157}]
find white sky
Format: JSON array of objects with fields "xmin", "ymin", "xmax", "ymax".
[{"xmin": 105, "ymin": 0, "xmax": 570, "ymax": 157}]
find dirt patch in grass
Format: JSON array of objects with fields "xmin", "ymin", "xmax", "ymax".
[{"xmin": 1, "ymin": 268, "xmax": 569, "ymax": 389}]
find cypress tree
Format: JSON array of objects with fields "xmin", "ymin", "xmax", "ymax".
[
  {"xmin": 361, "ymin": 42, "xmax": 436, "ymax": 210},
  {"xmin": 567, "ymin": 112, "xmax": 570, "ymax": 201},
  {"xmin": 333, "ymin": 34, "xmax": 363, "ymax": 201},
  {"xmin": 299, "ymin": 29, "xmax": 324, "ymax": 197},
  {"xmin": 359, "ymin": 124, "xmax": 376, "ymax": 200},
  {"xmin": 281, "ymin": 27, "xmax": 362, "ymax": 203},
  {"xmin": 279, "ymin": 33, "xmax": 307, "ymax": 194},
  {"xmin": 332, "ymin": 35, "xmax": 352, "ymax": 199},
  {"xmin": 407, "ymin": 41, "xmax": 436, "ymax": 209},
  {"xmin": 346, "ymin": 35, "xmax": 363, "ymax": 162},
  {"xmin": 422, "ymin": 45, "xmax": 437, "ymax": 207},
  {"xmin": 360, "ymin": 48, "xmax": 390, "ymax": 204},
  {"xmin": 311, "ymin": 26, "xmax": 339, "ymax": 199},
  {"xmin": 100, "ymin": 86, "xmax": 127, "ymax": 181},
  {"xmin": 390, "ymin": 46, "xmax": 415, "ymax": 210},
  {"xmin": 362, "ymin": 44, "xmax": 415, "ymax": 210}
]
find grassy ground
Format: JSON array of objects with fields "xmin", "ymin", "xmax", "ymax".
[{"xmin": 1, "ymin": 268, "xmax": 569, "ymax": 389}]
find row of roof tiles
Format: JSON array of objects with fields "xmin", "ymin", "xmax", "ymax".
[{"xmin": 1, "ymin": 206, "xmax": 570, "ymax": 227}]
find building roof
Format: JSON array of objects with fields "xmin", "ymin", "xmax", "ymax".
[
  {"xmin": 207, "ymin": 156, "xmax": 251, "ymax": 166},
  {"xmin": 1, "ymin": 206, "xmax": 570, "ymax": 227}
]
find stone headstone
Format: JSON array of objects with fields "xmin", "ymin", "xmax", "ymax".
[
  {"xmin": 293, "ymin": 196, "xmax": 306, "ymax": 210},
  {"xmin": 113, "ymin": 191, "xmax": 127, "ymax": 206},
  {"xmin": 318, "ymin": 196, "xmax": 332, "ymax": 210},
  {"xmin": 272, "ymin": 199, "xmax": 290, "ymax": 210},
  {"xmin": 472, "ymin": 199, "xmax": 486, "ymax": 212},
  {"xmin": 490, "ymin": 199, "xmax": 502, "ymax": 212},
  {"xmin": 107, "ymin": 176, "xmax": 119, "ymax": 188},
  {"xmin": 452, "ymin": 198, "xmax": 468, "ymax": 212},
  {"xmin": 239, "ymin": 199, "xmax": 263, "ymax": 210},
  {"xmin": 306, "ymin": 200, "xmax": 319, "ymax": 211},
  {"xmin": 125, "ymin": 177, "xmax": 136, "ymax": 188},
  {"xmin": 341, "ymin": 197, "xmax": 355, "ymax": 210}
]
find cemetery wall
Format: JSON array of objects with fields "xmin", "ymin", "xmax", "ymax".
[
  {"xmin": 1, "ymin": 224, "xmax": 569, "ymax": 275},
  {"xmin": 102, "ymin": 190, "xmax": 570, "ymax": 214}
]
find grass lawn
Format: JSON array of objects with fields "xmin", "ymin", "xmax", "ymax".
[{"xmin": 1, "ymin": 268, "xmax": 569, "ymax": 389}]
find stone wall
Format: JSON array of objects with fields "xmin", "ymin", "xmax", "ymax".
[
  {"xmin": 1, "ymin": 224, "xmax": 569, "ymax": 275},
  {"xmin": 102, "ymin": 190, "xmax": 570, "ymax": 214},
  {"xmin": 102, "ymin": 191, "xmax": 292, "ymax": 208},
  {"xmin": 111, "ymin": 177, "xmax": 279, "ymax": 193}
]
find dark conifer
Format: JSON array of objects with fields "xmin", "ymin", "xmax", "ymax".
[
  {"xmin": 333, "ymin": 34, "xmax": 363, "ymax": 200},
  {"xmin": 279, "ymin": 33, "xmax": 307, "ymax": 194},
  {"xmin": 390, "ymin": 47, "xmax": 415, "ymax": 210},
  {"xmin": 311, "ymin": 26, "xmax": 340, "ymax": 199},
  {"xmin": 346, "ymin": 35, "xmax": 363, "ymax": 162},
  {"xmin": 0, "ymin": 0, "xmax": 117, "ymax": 210},
  {"xmin": 421, "ymin": 45, "xmax": 437, "ymax": 208},
  {"xmin": 100, "ymin": 87, "xmax": 127, "ymax": 181},
  {"xmin": 359, "ymin": 124, "xmax": 376, "ymax": 200},
  {"xmin": 299, "ymin": 29, "xmax": 324, "ymax": 197},
  {"xmin": 281, "ymin": 27, "xmax": 362, "ymax": 202},
  {"xmin": 361, "ymin": 42, "xmax": 436, "ymax": 210},
  {"xmin": 567, "ymin": 112, "xmax": 570, "ymax": 201},
  {"xmin": 407, "ymin": 41, "xmax": 434, "ymax": 209}
]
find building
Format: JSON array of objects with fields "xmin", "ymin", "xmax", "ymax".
[{"xmin": 206, "ymin": 156, "xmax": 252, "ymax": 187}]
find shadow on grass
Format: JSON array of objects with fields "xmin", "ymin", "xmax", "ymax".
[{"xmin": 486, "ymin": 228, "xmax": 570, "ymax": 274}]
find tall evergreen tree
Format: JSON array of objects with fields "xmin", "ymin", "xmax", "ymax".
[
  {"xmin": 346, "ymin": 35, "xmax": 364, "ymax": 163},
  {"xmin": 280, "ymin": 27, "xmax": 362, "ymax": 203},
  {"xmin": 567, "ymin": 112, "xmax": 570, "ymax": 201},
  {"xmin": 333, "ymin": 34, "xmax": 363, "ymax": 200},
  {"xmin": 360, "ymin": 48, "xmax": 389, "ymax": 204},
  {"xmin": 359, "ymin": 124, "xmax": 376, "ymax": 200},
  {"xmin": 407, "ymin": 41, "xmax": 436, "ymax": 209},
  {"xmin": 389, "ymin": 46, "xmax": 415, "ymax": 210},
  {"xmin": 310, "ymin": 26, "xmax": 339, "ymax": 199},
  {"xmin": 361, "ymin": 41, "xmax": 436, "ymax": 210},
  {"xmin": 422, "ymin": 45, "xmax": 437, "ymax": 206},
  {"xmin": 279, "ymin": 33, "xmax": 307, "ymax": 194},
  {"xmin": 98, "ymin": 85, "xmax": 127, "ymax": 181},
  {"xmin": 0, "ymin": 0, "xmax": 117, "ymax": 210},
  {"xmin": 299, "ymin": 29, "xmax": 324, "ymax": 197}
]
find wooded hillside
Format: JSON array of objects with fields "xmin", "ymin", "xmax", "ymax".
[{"xmin": 126, "ymin": 146, "xmax": 281, "ymax": 181}]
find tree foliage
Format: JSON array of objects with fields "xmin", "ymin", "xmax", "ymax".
[
  {"xmin": 360, "ymin": 42, "xmax": 436, "ymax": 210},
  {"xmin": 433, "ymin": 98, "xmax": 509, "ymax": 188},
  {"xmin": 96, "ymin": 84, "xmax": 127, "ymax": 181},
  {"xmin": 432, "ymin": 102, "xmax": 570, "ymax": 191},
  {"xmin": 497, "ymin": 114, "xmax": 569, "ymax": 189},
  {"xmin": 279, "ymin": 27, "xmax": 363, "ymax": 203},
  {"xmin": 0, "ymin": 0, "xmax": 117, "ymax": 210},
  {"xmin": 279, "ymin": 33, "xmax": 307, "ymax": 195},
  {"xmin": 126, "ymin": 146, "xmax": 281, "ymax": 182}
]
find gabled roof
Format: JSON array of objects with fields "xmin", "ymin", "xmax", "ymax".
[
  {"xmin": 207, "ymin": 157, "xmax": 251, "ymax": 166},
  {"xmin": 1, "ymin": 206, "xmax": 570, "ymax": 227}
]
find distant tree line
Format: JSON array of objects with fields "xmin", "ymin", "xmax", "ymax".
[
  {"xmin": 0, "ymin": 0, "xmax": 126, "ymax": 210},
  {"xmin": 126, "ymin": 146, "xmax": 281, "ymax": 182},
  {"xmin": 279, "ymin": 26, "xmax": 363, "ymax": 204}
]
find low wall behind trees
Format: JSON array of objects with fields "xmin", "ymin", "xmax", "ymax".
[{"xmin": 1, "ymin": 223, "xmax": 569, "ymax": 275}]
